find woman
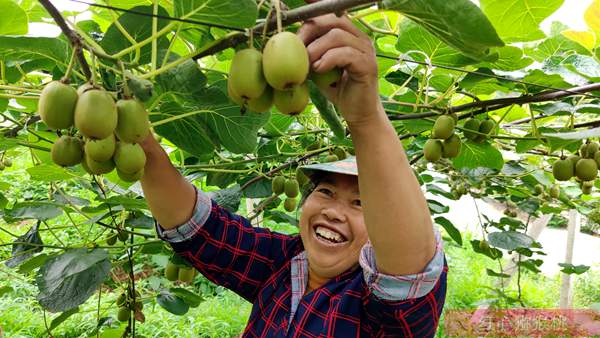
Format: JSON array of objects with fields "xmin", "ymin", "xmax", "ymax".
[{"xmin": 140, "ymin": 13, "xmax": 447, "ymax": 337}]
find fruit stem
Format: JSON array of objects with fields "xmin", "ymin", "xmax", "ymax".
[
  {"xmin": 274, "ymin": 0, "xmax": 283, "ymax": 33},
  {"xmin": 61, "ymin": 47, "xmax": 78, "ymax": 83},
  {"xmin": 119, "ymin": 61, "xmax": 132, "ymax": 98}
]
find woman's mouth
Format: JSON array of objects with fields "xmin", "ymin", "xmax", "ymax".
[{"xmin": 312, "ymin": 224, "xmax": 349, "ymax": 246}]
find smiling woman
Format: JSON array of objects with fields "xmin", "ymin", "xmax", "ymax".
[{"xmin": 142, "ymin": 11, "xmax": 447, "ymax": 338}]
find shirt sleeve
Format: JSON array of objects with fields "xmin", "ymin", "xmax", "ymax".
[
  {"xmin": 359, "ymin": 227, "xmax": 448, "ymax": 337},
  {"xmin": 155, "ymin": 186, "xmax": 300, "ymax": 303}
]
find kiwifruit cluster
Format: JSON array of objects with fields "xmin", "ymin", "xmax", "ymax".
[
  {"xmin": 0, "ymin": 156, "xmax": 12, "ymax": 171},
  {"xmin": 272, "ymin": 175, "xmax": 300, "ymax": 212},
  {"xmin": 228, "ymin": 32, "xmax": 340, "ymax": 116},
  {"xmin": 105, "ymin": 229, "xmax": 130, "ymax": 245},
  {"xmin": 552, "ymin": 141, "xmax": 600, "ymax": 194},
  {"xmin": 424, "ymin": 114, "xmax": 462, "ymax": 162},
  {"xmin": 115, "ymin": 291, "xmax": 143, "ymax": 322},
  {"xmin": 39, "ymin": 81, "xmax": 149, "ymax": 182},
  {"xmin": 462, "ymin": 117, "xmax": 497, "ymax": 143},
  {"xmin": 164, "ymin": 260, "xmax": 196, "ymax": 284}
]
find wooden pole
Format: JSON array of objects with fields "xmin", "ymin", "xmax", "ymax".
[{"xmin": 560, "ymin": 209, "xmax": 579, "ymax": 308}]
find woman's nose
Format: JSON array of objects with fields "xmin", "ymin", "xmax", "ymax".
[{"xmin": 321, "ymin": 205, "xmax": 347, "ymax": 223}]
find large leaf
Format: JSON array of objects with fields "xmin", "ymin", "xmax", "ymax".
[
  {"xmin": 4, "ymin": 201, "xmax": 63, "ymax": 221},
  {"xmin": 174, "ymin": 0, "xmax": 258, "ymax": 29},
  {"xmin": 478, "ymin": 46, "xmax": 533, "ymax": 71},
  {"xmin": 480, "ymin": 0, "xmax": 563, "ymax": 43},
  {"xmin": 0, "ymin": 36, "xmax": 69, "ymax": 66},
  {"xmin": 36, "ymin": 249, "xmax": 111, "ymax": 312},
  {"xmin": 453, "ymin": 141, "xmax": 504, "ymax": 170},
  {"xmin": 157, "ymin": 289, "xmax": 189, "ymax": 315},
  {"xmin": 543, "ymin": 127, "xmax": 600, "ymax": 140},
  {"xmin": 99, "ymin": 6, "xmax": 170, "ymax": 64},
  {"xmin": 156, "ymin": 57, "xmax": 207, "ymax": 99},
  {"xmin": 208, "ymin": 184, "xmax": 242, "ymax": 212},
  {"xmin": 0, "ymin": 0, "xmax": 28, "ymax": 35},
  {"xmin": 383, "ymin": 0, "xmax": 504, "ymax": 60},
  {"xmin": 5, "ymin": 224, "xmax": 43, "ymax": 268},
  {"xmin": 488, "ymin": 231, "xmax": 534, "ymax": 250},
  {"xmin": 27, "ymin": 164, "xmax": 84, "ymax": 182}
]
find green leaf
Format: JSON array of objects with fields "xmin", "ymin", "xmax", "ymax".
[
  {"xmin": 156, "ymin": 55, "xmax": 207, "ymax": 99},
  {"xmin": 157, "ymin": 290, "xmax": 189, "ymax": 315},
  {"xmin": 0, "ymin": 36, "xmax": 69, "ymax": 67},
  {"xmin": 543, "ymin": 127, "xmax": 600, "ymax": 140},
  {"xmin": 525, "ymin": 33, "xmax": 591, "ymax": 62},
  {"xmin": 49, "ymin": 307, "xmax": 80, "ymax": 331},
  {"xmin": 0, "ymin": 0, "xmax": 28, "ymax": 35},
  {"xmin": 435, "ymin": 216, "xmax": 462, "ymax": 246},
  {"xmin": 0, "ymin": 285, "xmax": 13, "ymax": 296},
  {"xmin": 383, "ymin": 0, "xmax": 504, "ymax": 60},
  {"xmin": 174, "ymin": 0, "xmax": 258, "ymax": 29},
  {"xmin": 100, "ymin": 6, "xmax": 170, "ymax": 64},
  {"xmin": 488, "ymin": 231, "xmax": 534, "ymax": 250},
  {"xmin": 471, "ymin": 239, "xmax": 503, "ymax": 259},
  {"xmin": 169, "ymin": 287, "xmax": 203, "ymax": 307},
  {"xmin": 480, "ymin": 0, "xmax": 563, "ymax": 43},
  {"xmin": 5, "ymin": 201, "xmax": 63, "ymax": 221},
  {"xmin": 5, "ymin": 224, "xmax": 43, "ymax": 268},
  {"xmin": 478, "ymin": 46, "xmax": 533, "ymax": 71},
  {"xmin": 208, "ymin": 184, "xmax": 242, "ymax": 212},
  {"xmin": 27, "ymin": 164, "xmax": 83, "ymax": 181},
  {"xmin": 263, "ymin": 112, "xmax": 294, "ymax": 136},
  {"xmin": 453, "ymin": 141, "xmax": 504, "ymax": 170},
  {"xmin": 309, "ymin": 82, "xmax": 346, "ymax": 140},
  {"xmin": 428, "ymin": 199, "xmax": 449, "ymax": 214},
  {"xmin": 395, "ymin": 20, "xmax": 476, "ymax": 67},
  {"xmin": 486, "ymin": 268, "xmax": 511, "ymax": 278},
  {"xmin": 240, "ymin": 176, "xmax": 272, "ymax": 199},
  {"xmin": 558, "ymin": 263, "xmax": 590, "ymax": 275},
  {"xmin": 18, "ymin": 253, "xmax": 51, "ymax": 274},
  {"xmin": 36, "ymin": 249, "xmax": 111, "ymax": 312},
  {"xmin": 522, "ymin": 70, "xmax": 572, "ymax": 92}
]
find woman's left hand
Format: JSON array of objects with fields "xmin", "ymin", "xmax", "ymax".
[{"xmin": 297, "ymin": 13, "xmax": 383, "ymax": 127}]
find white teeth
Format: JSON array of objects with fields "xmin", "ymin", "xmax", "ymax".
[{"xmin": 315, "ymin": 226, "xmax": 344, "ymax": 243}]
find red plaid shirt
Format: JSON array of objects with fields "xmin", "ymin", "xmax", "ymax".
[{"xmin": 157, "ymin": 189, "xmax": 448, "ymax": 337}]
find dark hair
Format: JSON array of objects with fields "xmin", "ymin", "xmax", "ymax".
[{"xmin": 299, "ymin": 171, "xmax": 327, "ymax": 208}]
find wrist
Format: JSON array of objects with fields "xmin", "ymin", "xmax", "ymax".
[{"xmin": 346, "ymin": 103, "xmax": 389, "ymax": 133}]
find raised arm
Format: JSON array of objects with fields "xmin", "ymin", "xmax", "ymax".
[
  {"xmin": 139, "ymin": 134, "xmax": 196, "ymax": 229},
  {"xmin": 298, "ymin": 14, "xmax": 436, "ymax": 276}
]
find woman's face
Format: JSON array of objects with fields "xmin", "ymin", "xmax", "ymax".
[{"xmin": 299, "ymin": 173, "xmax": 369, "ymax": 279}]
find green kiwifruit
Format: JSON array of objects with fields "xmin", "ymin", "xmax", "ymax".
[
  {"xmin": 117, "ymin": 230, "xmax": 129, "ymax": 242},
  {"xmin": 227, "ymin": 79, "xmax": 244, "ymax": 105},
  {"xmin": 463, "ymin": 118, "xmax": 481, "ymax": 141},
  {"xmin": 76, "ymin": 82, "xmax": 96, "ymax": 96},
  {"xmin": 310, "ymin": 68, "xmax": 342, "ymax": 90},
  {"xmin": 84, "ymin": 155, "xmax": 115, "ymax": 175},
  {"xmin": 552, "ymin": 159, "xmax": 574, "ymax": 181},
  {"xmin": 284, "ymin": 178, "xmax": 300, "ymax": 198},
  {"xmin": 247, "ymin": 86, "xmax": 274, "ymax": 113},
  {"xmin": 229, "ymin": 48, "xmax": 267, "ymax": 99},
  {"xmin": 107, "ymin": 233, "xmax": 118, "ymax": 246},
  {"xmin": 115, "ymin": 99, "xmax": 150, "ymax": 143},
  {"xmin": 333, "ymin": 148, "xmax": 347, "ymax": 160},
  {"xmin": 117, "ymin": 168, "xmax": 144, "ymax": 182},
  {"xmin": 114, "ymin": 143, "xmax": 146, "ymax": 174},
  {"xmin": 52, "ymin": 136, "xmax": 84, "ymax": 166},
  {"xmin": 165, "ymin": 261, "xmax": 179, "ymax": 282},
  {"xmin": 116, "ymin": 293, "xmax": 127, "ymax": 307},
  {"xmin": 534, "ymin": 184, "xmax": 544, "ymax": 195},
  {"xmin": 263, "ymin": 32, "xmax": 309, "ymax": 90},
  {"xmin": 442, "ymin": 134, "xmax": 462, "ymax": 158},
  {"xmin": 296, "ymin": 167, "xmax": 309, "ymax": 186},
  {"xmin": 38, "ymin": 81, "xmax": 78, "ymax": 130},
  {"xmin": 575, "ymin": 159, "xmax": 598, "ymax": 181},
  {"xmin": 272, "ymin": 176, "xmax": 286, "ymax": 195},
  {"xmin": 478, "ymin": 239, "xmax": 490, "ymax": 251},
  {"xmin": 273, "ymin": 83, "xmax": 309, "ymax": 115},
  {"xmin": 582, "ymin": 181, "xmax": 594, "ymax": 194},
  {"xmin": 178, "ymin": 267, "xmax": 196, "ymax": 283},
  {"xmin": 424, "ymin": 139, "xmax": 443, "ymax": 162},
  {"xmin": 580, "ymin": 144, "xmax": 589, "ymax": 158},
  {"xmin": 476, "ymin": 119, "xmax": 496, "ymax": 142},
  {"xmin": 74, "ymin": 89, "xmax": 117, "ymax": 139},
  {"xmin": 587, "ymin": 142, "xmax": 599, "ymax": 158},
  {"xmin": 324, "ymin": 154, "xmax": 339, "ymax": 162},
  {"xmin": 117, "ymin": 307, "xmax": 130, "ymax": 322},
  {"xmin": 0, "ymin": 163, "xmax": 4, "ymax": 171},
  {"xmin": 594, "ymin": 150, "xmax": 600, "ymax": 167},
  {"xmin": 568, "ymin": 155, "xmax": 581, "ymax": 167},
  {"xmin": 2, "ymin": 158, "xmax": 11, "ymax": 167},
  {"xmin": 284, "ymin": 197, "xmax": 297, "ymax": 212},
  {"xmin": 432, "ymin": 115, "xmax": 455, "ymax": 140},
  {"xmin": 549, "ymin": 184, "xmax": 560, "ymax": 199},
  {"xmin": 84, "ymin": 134, "xmax": 116, "ymax": 162}
]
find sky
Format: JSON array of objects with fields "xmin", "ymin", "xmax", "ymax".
[{"xmin": 28, "ymin": 0, "xmax": 595, "ymax": 38}]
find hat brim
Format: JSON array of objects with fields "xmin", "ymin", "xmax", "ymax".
[{"xmin": 299, "ymin": 156, "xmax": 358, "ymax": 179}]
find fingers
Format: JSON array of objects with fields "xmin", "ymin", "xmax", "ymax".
[
  {"xmin": 297, "ymin": 14, "xmax": 365, "ymax": 45},
  {"xmin": 312, "ymin": 46, "xmax": 376, "ymax": 79},
  {"xmin": 306, "ymin": 28, "xmax": 369, "ymax": 65}
]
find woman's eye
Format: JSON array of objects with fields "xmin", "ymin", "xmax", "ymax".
[
  {"xmin": 317, "ymin": 188, "xmax": 332, "ymax": 196},
  {"xmin": 353, "ymin": 200, "xmax": 362, "ymax": 207}
]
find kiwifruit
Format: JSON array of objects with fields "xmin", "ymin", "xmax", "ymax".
[
  {"xmin": 568, "ymin": 155, "xmax": 581, "ymax": 167},
  {"xmin": 476, "ymin": 119, "xmax": 496, "ymax": 142},
  {"xmin": 587, "ymin": 142, "xmax": 600, "ymax": 158},
  {"xmin": 333, "ymin": 148, "xmax": 347, "ymax": 160},
  {"xmin": 117, "ymin": 230, "xmax": 129, "ymax": 242},
  {"xmin": 76, "ymin": 82, "xmax": 96, "ymax": 96},
  {"xmin": 263, "ymin": 32, "xmax": 309, "ymax": 90},
  {"xmin": 273, "ymin": 83, "xmax": 309, "ymax": 115},
  {"xmin": 575, "ymin": 159, "xmax": 598, "ymax": 181},
  {"xmin": 74, "ymin": 89, "xmax": 117, "ymax": 139},
  {"xmin": 310, "ymin": 68, "xmax": 342, "ymax": 90},
  {"xmin": 478, "ymin": 239, "xmax": 490, "ymax": 251},
  {"xmin": 534, "ymin": 184, "xmax": 544, "ymax": 195},
  {"xmin": 442, "ymin": 134, "xmax": 462, "ymax": 158},
  {"xmin": 51, "ymin": 136, "xmax": 84, "ymax": 167},
  {"xmin": 549, "ymin": 185, "xmax": 560, "ymax": 199},
  {"xmin": 594, "ymin": 151, "xmax": 600, "ymax": 167},
  {"xmin": 114, "ymin": 143, "xmax": 146, "ymax": 174},
  {"xmin": 582, "ymin": 181, "xmax": 594, "ymax": 194},
  {"xmin": 227, "ymin": 79, "xmax": 244, "ymax": 105},
  {"xmin": 463, "ymin": 118, "xmax": 481, "ymax": 141},
  {"xmin": 116, "ymin": 293, "xmax": 127, "ymax": 307},
  {"xmin": 580, "ymin": 144, "xmax": 589, "ymax": 158},
  {"xmin": 247, "ymin": 86, "xmax": 274, "ymax": 113},
  {"xmin": 84, "ymin": 134, "xmax": 115, "ymax": 162},
  {"xmin": 165, "ymin": 261, "xmax": 179, "ymax": 282},
  {"xmin": 432, "ymin": 115, "xmax": 455, "ymax": 140},
  {"xmin": 296, "ymin": 167, "xmax": 309, "ymax": 186},
  {"xmin": 272, "ymin": 176, "xmax": 286, "ymax": 195},
  {"xmin": 115, "ymin": 99, "xmax": 150, "ymax": 143},
  {"xmin": 0, "ymin": 163, "xmax": 4, "ymax": 171},
  {"xmin": 84, "ymin": 155, "xmax": 115, "ymax": 175},
  {"xmin": 424, "ymin": 139, "xmax": 443, "ymax": 162},
  {"xmin": 38, "ymin": 81, "xmax": 78, "ymax": 130},
  {"xmin": 552, "ymin": 159, "xmax": 574, "ymax": 181},
  {"xmin": 117, "ymin": 307, "xmax": 130, "ymax": 322},
  {"xmin": 117, "ymin": 168, "xmax": 144, "ymax": 182},
  {"xmin": 324, "ymin": 154, "xmax": 339, "ymax": 162},
  {"xmin": 284, "ymin": 178, "xmax": 300, "ymax": 198},
  {"xmin": 178, "ymin": 267, "xmax": 196, "ymax": 283},
  {"xmin": 3, "ymin": 158, "xmax": 11, "ymax": 167},
  {"xmin": 284, "ymin": 197, "xmax": 297, "ymax": 212},
  {"xmin": 229, "ymin": 48, "xmax": 267, "ymax": 99},
  {"xmin": 106, "ymin": 232, "xmax": 118, "ymax": 246}
]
